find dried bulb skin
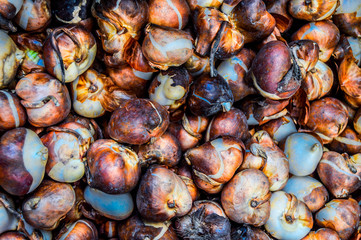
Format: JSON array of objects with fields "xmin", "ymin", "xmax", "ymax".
[
  {"xmin": 14, "ymin": 0, "xmax": 51, "ymax": 31},
  {"xmin": 265, "ymin": 191, "xmax": 313, "ymax": 240},
  {"xmin": 284, "ymin": 132, "xmax": 323, "ymax": 176},
  {"xmin": 100, "ymin": 221, "xmax": 117, "ymax": 239},
  {"xmin": 118, "ymin": 215, "xmax": 178, "ymax": 240},
  {"xmin": 188, "ymin": 74, "xmax": 234, "ymax": 117},
  {"xmin": 217, "ymin": 48, "xmax": 257, "ymax": 101},
  {"xmin": 83, "ymin": 186, "xmax": 133, "ymax": 220},
  {"xmin": 22, "ymin": 180, "xmax": 75, "ymax": 231},
  {"xmin": 329, "ymin": 127, "xmax": 361, "ymax": 155},
  {"xmin": 0, "ymin": 90, "xmax": 26, "ymax": 130},
  {"xmin": 187, "ymin": 0, "xmax": 223, "ymax": 11},
  {"xmin": 71, "ymin": 69, "xmax": 135, "ymax": 118},
  {"xmin": 10, "ymin": 33, "xmax": 46, "ymax": 77},
  {"xmin": 265, "ymin": 0, "xmax": 293, "ymax": 33},
  {"xmin": 0, "ymin": 192, "xmax": 20, "ymax": 234},
  {"xmin": 168, "ymin": 113, "xmax": 209, "ymax": 151},
  {"xmin": 240, "ymin": 131, "xmax": 289, "ymax": 191},
  {"xmin": 0, "ymin": 232, "xmax": 28, "ymax": 240},
  {"xmin": 107, "ymin": 98, "xmax": 169, "ymax": 145},
  {"xmin": 231, "ymin": 225, "xmax": 272, "ymax": 240},
  {"xmin": 42, "ymin": 122, "xmax": 92, "ymax": 183},
  {"xmin": 55, "ymin": 219, "xmax": 98, "ymax": 240},
  {"xmin": 193, "ymin": 7, "xmax": 228, "ymax": 56},
  {"xmin": 138, "ymin": 132, "xmax": 181, "ymax": 167},
  {"xmin": 184, "ymin": 52, "xmax": 210, "ymax": 77},
  {"xmin": 107, "ymin": 65, "xmax": 154, "ymax": 98},
  {"xmin": 86, "ymin": 139, "xmax": 140, "ymax": 194},
  {"xmin": 221, "ymin": 169, "xmax": 271, "ymax": 226},
  {"xmin": 149, "ymin": 67, "xmax": 191, "ymax": 112},
  {"xmin": 0, "ymin": 0, "xmax": 23, "ymax": 31},
  {"xmin": 261, "ymin": 115, "xmax": 297, "ymax": 143},
  {"xmin": 228, "ymin": 0, "xmax": 276, "ymax": 43},
  {"xmin": 351, "ymin": 222, "xmax": 361, "ymax": 240},
  {"xmin": 0, "ymin": 128, "xmax": 48, "ymax": 196},
  {"xmin": 354, "ymin": 108, "xmax": 361, "ymax": 135},
  {"xmin": 142, "ymin": 24, "xmax": 193, "ymax": 70},
  {"xmin": 289, "ymin": 40, "xmax": 319, "ymax": 79},
  {"xmin": 15, "ymin": 73, "xmax": 71, "ymax": 127},
  {"xmin": 185, "ymin": 136, "xmax": 244, "ymax": 194},
  {"xmin": 205, "ymin": 107, "xmax": 249, "ymax": 142},
  {"xmin": 302, "ymin": 228, "xmax": 341, "ymax": 240},
  {"xmin": 292, "ymin": 21, "xmax": 340, "ymax": 62},
  {"xmin": 283, "ymin": 176, "xmax": 328, "ymax": 213},
  {"xmin": 251, "ymin": 41, "xmax": 302, "ymax": 100},
  {"xmin": 136, "ymin": 165, "xmax": 192, "ymax": 222},
  {"xmin": 315, "ymin": 198, "xmax": 361, "ymax": 240},
  {"xmin": 175, "ymin": 200, "xmax": 231, "ymax": 240},
  {"xmin": 52, "ymin": 0, "xmax": 92, "ymax": 24},
  {"xmin": 43, "ymin": 25, "xmax": 97, "ymax": 83},
  {"xmin": 317, "ymin": 151, "xmax": 361, "ymax": 198},
  {"xmin": 306, "ymin": 97, "xmax": 348, "ymax": 143},
  {"xmin": 333, "ymin": 1, "xmax": 361, "ymax": 38},
  {"xmin": 176, "ymin": 163, "xmax": 199, "ymax": 201},
  {"xmin": 302, "ymin": 60, "xmax": 334, "ymax": 101},
  {"xmin": 288, "ymin": 0, "xmax": 338, "ymax": 21},
  {"xmin": 0, "ymin": 30, "xmax": 24, "ymax": 89},
  {"xmin": 149, "ymin": 0, "xmax": 190, "ymax": 29}
]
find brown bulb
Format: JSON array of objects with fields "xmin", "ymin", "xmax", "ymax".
[
  {"xmin": 14, "ymin": 0, "xmax": 51, "ymax": 31},
  {"xmin": 0, "ymin": 90, "xmax": 26, "ymax": 131},
  {"xmin": 288, "ymin": 0, "xmax": 338, "ymax": 21},
  {"xmin": 149, "ymin": 0, "xmax": 190, "ymax": 29},
  {"xmin": 329, "ymin": 127, "xmax": 361, "ymax": 155},
  {"xmin": 302, "ymin": 228, "xmax": 341, "ymax": 240},
  {"xmin": 55, "ymin": 219, "xmax": 98, "ymax": 240}
]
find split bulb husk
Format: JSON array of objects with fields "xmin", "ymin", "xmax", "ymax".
[
  {"xmin": 14, "ymin": 0, "xmax": 51, "ymax": 32},
  {"xmin": 0, "ymin": 90, "xmax": 26, "ymax": 130},
  {"xmin": 288, "ymin": 0, "xmax": 338, "ymax": 21}
]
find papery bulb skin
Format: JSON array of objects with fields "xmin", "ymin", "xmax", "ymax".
[
  {"xmin": 168, "ymin": 113, "xmax": 209, "ymax": 151},
  {"xmin": 329, "ymin": 127, "xmax": 361, "ymax": 155},
  {"xmin": 288, "ymin": 0, "xmax": 338, "ymax": 21},
  {"xmin": 55, "ymin": 219, "xmax": 98, "ymax": 240},
  {"xmin": 71, "ymin": 69, "xmax": 134, "ymax": 118},
  {"xmin": 354, "ymin": 108, "xmax": 361, "ymax": 135},
  {"xmin": 292, "ymin": 21, "xmax": 340, "ymax": 62},
  {"xmin": 175, "ymin": 200, "xmax": 231, "ymax": 239},
  {"xmin": 284, "ymin": 132, "xmax": 323, "ymax": 176},
  {"xmin": 306, "ymin": 97, "xmax": 348, "ymax": 143},
  {"xmin": 231, "ymin": 225, "xmax": 272, "ymax": 240},
  {"xmin": 251, "ymin": 41, "xmax": 302, "ymax": 100},
  {"xmin": 0, "ymin": 90, "xmax": 26, "ymax": 131},
  {"xmin": 315, "ymin": 198, "xmax": 360, "ymax": 240},
  {"xmin": 0, "ymin": 232, "xmax": 28, "ymax": 240},
  {"xmin": 184, "ymin": 52, "xmax": 210, "ymax": 77},
  {"xmin": 11, "ymin": 32, "xmax": 46, "ymax": 77},
  {"xmin": 240, "ymin": 131, "xmax": 289, "ymax": 191},
  {"xmin": 188, "ymin": 74, "xmax": 234, "ymax": 117},
  {"xmin": 149, "ymin": 0, "xmax": 190, "ymax": 29},
  {"xmin": 107, "ymin": 65, "xmax": 154, "ymax": 98},
  {"xmin": 107, "ymin": 98, "xmax": 169, "ymax": 145},
  {"xmin": 283, "ymin": 176, "xmax": 328, "ymax": 213},
  {"xmin": 22, "ymin": 180, "xmax": 75, "ymax": 230},
  {"xmin": 149, "ymin": 67, "xmax": 191, "ymax": 112},
  {"xmin": 317, "ymin": 151, "xmax": 361, "ymax": 198},
  {"xmin": 188, "ymin": 0, "xmax": 223, "ymax": 11},
  {"xmin": 142, "ymin": 24, "xmax": 193, "ymax": 70},
  {"xmin": 0, "ymin": 30, "xmax": 24, "ymax": 89},
  {"xmin": 14, "ymin": 0, "xmax": 51, "ymax": 31},
  {"xmin": 83, "ymin": 186, "xmax": 133, "ymax": 221},
  {"xmin": 86, "ymin": 139, "xmax": 140, "ymax": 194},
  {"xmin": 15, "ymin": 73, "xmax": 71, "ymax": 127},
  {"xmin": 205, "ymin": 107, "xmax": 249, "ymax": 142},
  {"xmin": 0, "ymin": 192, "xmax": 19, "ymax": 234},
  {"xmin": 100, "ymin": 221, "xmax": 117, "ymax": 239},
  {"xmin": 176, "ymin": 163, "xmax": 199, "ymax": 201},
  {"xmin": 136, "ymin": 165, "xmax": 192, "ymax": 222},
  {"xmin": 217, "ymin": 48, "xmax": 256, "ymax": 101},
  {"xmin": 333, "ymin": 1, "xmax": 361, "ymax": 38},
  {"xmin": 228, "ymin": 0, "xmax": 276, "ymax": 43},
  {"xmin": 0, "ymin": 0, "xmax": 24, "ymax": 31},
  {"xmin": 138, "ymin": 132, "xmax": 181, "ymax": 168},
  {"xmin": 185, "ymin": 136, "xmax": 244, "ymax": 194},
  {"xmin": 0, "ymin": 128, "xmax": 48, "ymax": 196},
  {"xmin": 289, "ymin": 40, "xmax": 319, "ymax": 78},
  {"xmin": 63, "ymin": 113, "xmax": 102, "ymax": 140},
  {"xmin": 221, "ymin": 169, "xmax": 271, "ymax": 226},
  {"xmin": 301, "ymin": 228, "xmax": 340, "ymax": 240},
  {"xmin": 265, "ymin": 0, "xmax": 293, "ymax": 33},
  {"xmin": 52, "ymin": 0, "xmax": 92, "ymax": 25},
  {"xmin": 43, "ymin": 25, "xmax": 97, "ymax": 83},
  {"xmin": 261, "ymin": 115, "xmax": 297, "ymax": 143},
  {"xmin": 41, "ymin": 122, "xmax": 93, "ymax": 183},
  {"xmin": 265, "ymin": 191, "xmax": 313, "ymax": 240},
  {"xmin": 118, "ymin": 215, "xmax": 178, "ymax": 240},
  {"xmin": 302, "ymin": 60, "xmax": 334, "ymax": 101}
]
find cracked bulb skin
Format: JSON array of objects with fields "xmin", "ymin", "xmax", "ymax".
[
  {"xmin": 136, "ymin": 165, "xmax": 192, "ymax": 222},
  {"xmin": 107, "ymin": 98, "xmax": 169, "ymax": 145},
  {"xmin": 0, "ymin": 90, "xmax": 26, "ymax": 130},
  {"xmin": 0, "ymin": 128, "xmax": 48, "ymax": 196}
]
